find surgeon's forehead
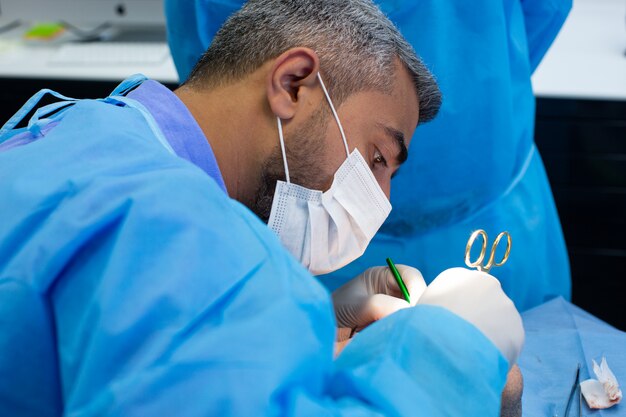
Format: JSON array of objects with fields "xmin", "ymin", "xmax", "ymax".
[{"xmin": 375, "ymin": 61, "xmax": 420, "ymax": 141}]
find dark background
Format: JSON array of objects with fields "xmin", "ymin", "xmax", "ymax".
[
  {"xmin": 1, "ymin": 78, "xmax": 624, "ymax": 330},
  {"xmin": 535, "ymin": 98, "xmax": 626, "ymax": 330}
]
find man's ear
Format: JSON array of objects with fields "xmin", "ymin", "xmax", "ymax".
[{"xmin": 266, "ymin": 47, "xmax": 320, "ymax": 121}]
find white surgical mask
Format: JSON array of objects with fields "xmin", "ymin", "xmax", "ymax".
[{"xmin": 267, "ymin": 73, "xmax": 392, "ymax": 275}]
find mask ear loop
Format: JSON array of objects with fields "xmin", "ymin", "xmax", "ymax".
[
  {"xmin": 276, "ymin": 73, "xmax": 346, "ymax": 184},
  {"xmin": 317, "ymin": 73, "xmax": 350, "ymax": 158},
  {"xmin": 276, "ymin": 117, "xmax": 291, "ymax": 183}
]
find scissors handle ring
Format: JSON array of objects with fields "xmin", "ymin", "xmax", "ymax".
[
  {"xmin": 489, "ymin": 231, "xmax": 512, "ymax": 269},
  {"xmin": 465, "ymin": 229, "xmax": 488, "ymax": 269}
]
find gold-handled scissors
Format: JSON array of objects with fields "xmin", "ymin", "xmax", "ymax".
[{"xmin": 464, "ymin": 229, "xmax": 511, "ymax": 273}]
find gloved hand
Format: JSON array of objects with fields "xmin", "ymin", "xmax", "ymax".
[
  {"xmin": 332, "ymin": 265, "xmax": 427, "ymax": 340},
  {"xmin": 417, "ymin": 267, "xmax": 525, "ymax": 366}
]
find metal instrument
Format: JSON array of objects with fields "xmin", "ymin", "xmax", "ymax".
[{"xmin": 464, "ymin": 229, "xmax": 511, "ymax": 273}]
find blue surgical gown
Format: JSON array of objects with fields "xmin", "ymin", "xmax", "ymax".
[
  {"xmin": 165, "ymin": 0, "xmax": 572, "ymax": 311},
  {"xmin": 0, "ymin": 78, "xmax": 509, "ymax": 416}
]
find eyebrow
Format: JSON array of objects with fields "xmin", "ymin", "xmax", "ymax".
[{"xmin": 379, "ymin": 124, "xmax": 409, "ymax": 166}]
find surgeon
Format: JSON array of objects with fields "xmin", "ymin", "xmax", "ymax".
[
  {"xmin": 0, "ymin": 1, "xmax": 524, "ymax": 416},
  {"xmin": 165, "ymin": 0, "xmax": 572, "ymax": 313}
]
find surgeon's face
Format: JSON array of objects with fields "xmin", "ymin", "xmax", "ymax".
[{"xmin": 250, "ymin": 61, "xmax": 420, "ymax": 222}]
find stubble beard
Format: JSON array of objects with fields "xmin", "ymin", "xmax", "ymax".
[{"xmin": 249, "ymin": 106, "xmax": 330, "ymax": 223}]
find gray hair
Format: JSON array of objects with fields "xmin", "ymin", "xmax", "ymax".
[{"xmin": 187, "ymin": 0, "xmax": 441, "ymax": 124}]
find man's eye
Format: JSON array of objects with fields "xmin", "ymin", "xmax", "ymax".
[{"xmin": 373, "ymin": 151, "xmax": 387, "ymax": 167}]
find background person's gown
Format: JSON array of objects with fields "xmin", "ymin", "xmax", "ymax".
[{"xmin": 165, "ymin": 0, "xmax": 572, "ymax": 311}]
